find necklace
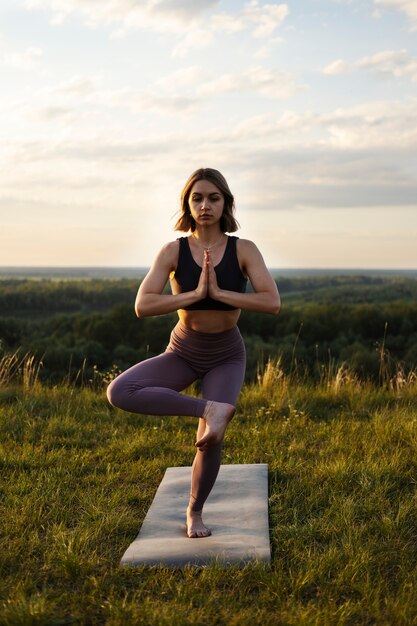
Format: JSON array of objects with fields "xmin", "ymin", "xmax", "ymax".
[{"xmin": 191, "ymin": 232, "xmax": 225, "ymax": 251}]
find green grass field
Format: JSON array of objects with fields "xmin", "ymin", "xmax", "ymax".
[{"xmin": 1, "ymin": 362, "xmax": 416, "ymax": 625}]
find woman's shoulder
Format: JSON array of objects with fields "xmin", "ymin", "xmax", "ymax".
[
  {"xmin": 235, "ymin": 238, "xmax": 259, "ymax": 253},
  {"xmin": 152, "ymin": 239, "xmax": 181, "ymax": 268},
  {"xmin": 235, "ymin": 238, "xmax": 266, "ymax": 270},
  {"xmin": 160, "ymin": 239, "xmax": 181, "ymax": 253}
]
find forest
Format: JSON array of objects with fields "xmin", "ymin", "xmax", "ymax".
[{"xmin": 1, "ymin": 274, "xmax": 417, "ymax": 385}]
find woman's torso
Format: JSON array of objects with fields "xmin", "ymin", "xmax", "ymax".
[{"xmin": 170, "ymin": 235, "xmax": 245, "ymax": 333}]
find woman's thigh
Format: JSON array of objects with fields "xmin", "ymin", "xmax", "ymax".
[
  {"xmin": 201, "ymin": 358, "xmax": 246, "ymax": 406},
  {"xmin": 109, "ymin": 352, "xmax": 199, "ymax": 394}
]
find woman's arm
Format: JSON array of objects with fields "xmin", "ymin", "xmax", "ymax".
[
  {"xmin": 207, "ymin": 239, "xmax": 281, "ymax": 314},
  {"xmin": 135, "ymin": 241, "xmax": 208, "ymax": 317}
]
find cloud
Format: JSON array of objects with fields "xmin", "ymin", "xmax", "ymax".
[
  {"xmin": 254, "ymin": 37, "xmax": 284, "ymax": 60},
  {"xmin": 357, "ymin": 49, "xmax": 417, "ymax": 81},
  {"xmin": 373, "ymin": 0, "xmax": 417, "ymax": 30},
  {"xmin": 322, "ymin": 59, "xmax": 352, "ymax": 75},
  {"xmin": 4, "ymin": 97, "xmax": 417, "ymax": 217},
  {"xmin": 198, "ymin": 66, "xmax": 300, "ymax": 99},
  {"xmin": 209, "ymin": 2, "xmax": 288, "ymax": 35},
  {"xmin": 322, "ymin": 100, "xmax": 417, "ymax": 150},
  {"xmin": 238, "ymin": 1, "xmax": 289, "ymax": 38},
  {"xmin": 172, "ymin": 29, "xmax": 215, "ymax": 58},
  {"xmin": 30, "ymin": 105, "xmax": 77, "ymax": 122},
  {"xmin": 173, "ymin": 2, "xmax": 289, "ymax": 56},
  {"xmin": 23, "ymin": 1, "xmax": 289, "ymax": 54},
  {"xmin": 231, "ymin": 98, "xmax": 417, "ymax": 152},
  {"xmin": 24, "ymin": 0, "xmax": 220, "ymax": 33},
  {"xmin": 322, "ymin": 49, "xmax": 417, "ymax": 81},
  {"xmin": 1, "ymin": 46, "xmax": 43, "ymax": 71},
  {"xmin": 17, "ymin": 64, "xmax": 299, "ymax": 127},
  {"xmin": 50, "ymin": 75, "xmax": 97, "ymax": 97}
]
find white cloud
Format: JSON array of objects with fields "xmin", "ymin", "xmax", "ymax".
[
  {"xmin": 30, "ymin": 105, "xmax": 77, "ymax": 123},
  {"xmin": 322, "ymin": 59, "xmax": 352, "ymax": 75},
  {"xmin": 22, "ymin": 1, "xmax": 289, "ymax": 53},
  {"xmin": 4, "ymin": 98, "xmax": 416, "ymax": 214},
  {"xmin": 22, "ymin": 64, "xmax": 299, "ymax": 124},
  {"xmin": 232, "ymin": 111, "xmax": 316, "ymax": 139},
  {"xmin": 2, "ymin": 46, "xmax": 43, "ymax": 70},
  {"xmin": 254, "ymin": 37, "xmax": 283, "ymax": 60},
  {"xmin": 172, "ymin": 29, "xmax": 215, "ymax": 58},
  {"xmin": 323, "ymin": 49, "xmax": 417, "ymax": 81},
  {"xmin": 198, "ymin": 66, "xmax": 300, "ymax": 99},
  {"xmin": 173, "ymin": 2, "xmax": 289, "ymax": 57},
  {"xmin": 321, "ymin": 99, "xmax": 417, "ymax": 150},
  {"xmin": 374, "ymin": 0, "xmax": 417, "ymax": 30},
  {"xmin": 229, "ymin": 99, "xmax": 417, "ymax": 156},
  {"xmin": 357, "ymin": 49, "xmax": 417, "ymax": 81},
  {"xmin": 50, "ymin": 75, "xmax": 97, "ymax": 97},
  {"xmin": 209, "ymin": 2, "xmax": 288, "ymax": 36},
  {"xmin": 23, "ymin": 0, "xmax": 219, "ymax": 34},
  {"xmin": 240, "ymin": 1, "xmax": 289, "ymax": 38}
]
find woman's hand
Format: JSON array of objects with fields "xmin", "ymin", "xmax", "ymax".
[
  {"xmin": 206, "ymin": 249, "xmax": 221, "ymax": 300},
  {"xmin": 194, "ymin": 250, "xmax": 209, "ymax": 300}
]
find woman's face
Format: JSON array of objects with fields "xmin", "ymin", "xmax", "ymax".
[{"xmin": 188, "ymin": 179, "xmax": 225, "ymax": 228}]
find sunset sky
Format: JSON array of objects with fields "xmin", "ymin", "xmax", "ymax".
[{"xmin": 1, "ymin": 0, "xmax": 417, "ymax": 269}]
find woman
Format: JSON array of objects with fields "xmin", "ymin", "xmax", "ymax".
[{"xmin": 107, "ymin": 168, "xmax": 280, "ymax": 538}]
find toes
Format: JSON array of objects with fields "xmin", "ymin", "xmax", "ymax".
[
  {"xmin": 186, "ymin": 525, "xmax": 211, "ymax": 538},
  {"xmin": 186, "ymin": 525, "xmax": 197, "ymax": 538}
]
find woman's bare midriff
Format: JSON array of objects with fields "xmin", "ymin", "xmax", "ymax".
[{"xmin": 177, "ymin": 309, "xmax": 241, "ymax": 333}]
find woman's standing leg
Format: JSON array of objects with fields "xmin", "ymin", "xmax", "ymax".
[{"xmin": 187, "ymin": 357, "xmax": 246, "ymax": 537}]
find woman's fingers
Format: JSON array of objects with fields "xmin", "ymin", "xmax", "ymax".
[
  {"xmin": 195, "ymin": 251, "xmax": 209, "ymax": 299},
  {"xmin": 206, "ymin": 251, "xmax": 220, "ymax": 298}
]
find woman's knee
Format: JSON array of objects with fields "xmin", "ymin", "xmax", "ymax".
[
  {"xmin": 106, "ymin": 372, "xmax": 148, "ymax": 410},
  {"xmin": 106, "ymin": 376, "xmax": 124, "ymax": 408}
]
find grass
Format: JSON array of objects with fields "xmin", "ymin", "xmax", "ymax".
[{"xmin": 0, "ymin": 359, "xmax": 416, "ymax": 625}]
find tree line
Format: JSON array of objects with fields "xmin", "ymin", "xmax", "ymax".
[{"xmin": 1, "ymin": 277, "xmax": 417, "ymax": 384}]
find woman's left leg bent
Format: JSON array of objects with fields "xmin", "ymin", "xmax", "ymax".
[{"xmin": 107, "ymin": 352, "xmax": 207, "ymax": 417}]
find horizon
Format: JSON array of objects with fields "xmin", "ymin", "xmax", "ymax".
[{"xmin": 2, "ymin": 265, "xmax": 417, "ymax": 277}]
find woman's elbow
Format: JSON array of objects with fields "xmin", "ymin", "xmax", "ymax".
[
  {"xmin": 135, "ymin": 299, "xmax": 146, "ymax": 318},
  {"xmin": 270, "ymin": 294, "xmax": 281, "ymax": 315},
  {"xmin": 135, "ymin": 304, "xmax": 149, "ymax": 318}
]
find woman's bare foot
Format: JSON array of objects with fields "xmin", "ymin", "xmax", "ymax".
[
  {"xmin": 186, "ymin": 507, "xmax": 211, "ymax": 538},
  {"xmin": 195, "ymin": 401, "xmax": 235, "ymax": 450}
]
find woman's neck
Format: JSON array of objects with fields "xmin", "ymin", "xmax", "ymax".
[{"xmin": 191, "ymin": 228, "xmax": 225, "ymax": 250}]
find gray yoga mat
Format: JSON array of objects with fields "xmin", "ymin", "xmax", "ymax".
[{"xmin": 120, "ymin": 463, "xmax": 270, "ymax": 567}]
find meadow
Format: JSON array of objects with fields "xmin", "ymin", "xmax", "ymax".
[
  {"xmin": 1, "ymin": 274, "xmax": 417, "ymax": 625},
  {"xmin": 1, "ymin": 354, "xmax": 416, "ymax": 625}
]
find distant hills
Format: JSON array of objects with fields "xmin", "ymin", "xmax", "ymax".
[{"xmin": 1, "ymin": 267, "xmax": 416, "ymax": 280}]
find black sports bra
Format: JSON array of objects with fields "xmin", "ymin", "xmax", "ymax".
[{"xmin": 174, "ymin": 235, "xmax": 247, "ymax": 310}]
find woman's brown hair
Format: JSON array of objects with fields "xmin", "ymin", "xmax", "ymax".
[{"xmin": 174, "ymin": 168, "xmax": 239, "ymax": 233}]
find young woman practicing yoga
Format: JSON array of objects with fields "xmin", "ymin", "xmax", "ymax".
[{"xmin": 107, "ymin": 167, "xmax": 280, "ymax": 538}]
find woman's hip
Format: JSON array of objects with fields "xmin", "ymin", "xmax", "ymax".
[{"xmin": 166, "ymin": 321, "xmax": 246, "ymax": 373}]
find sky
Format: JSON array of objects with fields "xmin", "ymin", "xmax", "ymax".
[{"xmin": 1, "ymin": 0, "xmax": 417, "ymax": 269}]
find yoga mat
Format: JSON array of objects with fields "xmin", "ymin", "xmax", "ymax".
[{"xmin": 120, "ymin": 463, "xmax": 270, "ymax": 567}]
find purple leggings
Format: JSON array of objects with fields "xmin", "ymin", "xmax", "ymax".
[{"xmin": 106, "ymin": 322, "xmax": 246, "ymax": 510}]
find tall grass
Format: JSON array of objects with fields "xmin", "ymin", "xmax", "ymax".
[
  {"xmin": 1, "ymin": 354, "xmax": 416, "ymax": 625},
  {"xmin": 0, "ymin": 348, "xmax": 43, "ymax": 389}
]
